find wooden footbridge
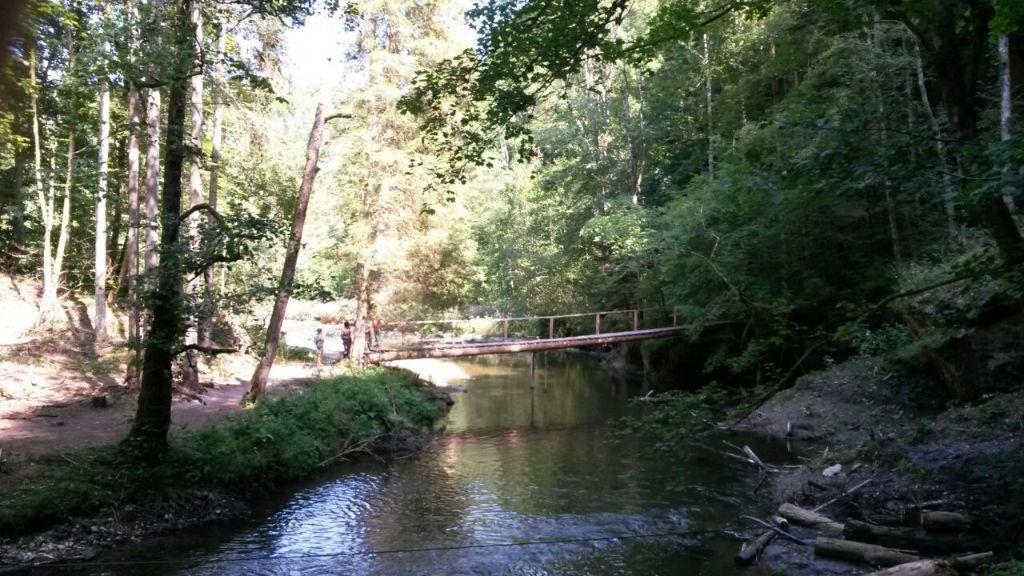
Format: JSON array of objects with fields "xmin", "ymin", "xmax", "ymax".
[{"xmin": 364, "ymin": 308, "xmax": 688, "ymax": 363}]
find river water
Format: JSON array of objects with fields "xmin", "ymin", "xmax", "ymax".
[{"xmin": 73, "ymin": 352, "xmax": 791, "ymax": 575}]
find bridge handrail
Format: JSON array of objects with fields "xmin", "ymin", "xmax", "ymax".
[{"xmin": 383, "ymin": 306, "xmax": 664, "ymax": 327}]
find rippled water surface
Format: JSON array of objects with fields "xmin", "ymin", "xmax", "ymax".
[{"xmin": 70, "ymin": 352, "xmax": 790, "ymax": 575}]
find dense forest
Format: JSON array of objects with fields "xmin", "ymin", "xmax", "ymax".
[
  {"xmin": 2, "ymin": 0, "xmax": 1024, "ymax": 572},
  {"xmin": 3, "ymin": 0, "xmax": 1022, "ymax": 402}
]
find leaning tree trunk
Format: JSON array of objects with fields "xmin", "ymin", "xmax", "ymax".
[
  {"xmin": 95, "ymin": 73, "xmax": 111, "ymax": 344},
  {"xmin": 247, "ymin": 103, "xmax": 328, "ymax": 402},
  {"xmin": 128, "ymin": 0, "xmax": 192, "ymax": 457}
]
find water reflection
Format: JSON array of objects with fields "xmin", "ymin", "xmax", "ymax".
[{"xmin": 64, "ymin": 352, "xmax": 789, "ymax": 576}]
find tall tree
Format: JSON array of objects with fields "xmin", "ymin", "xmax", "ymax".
[
  {"xmin": 129, "ymin": 0, "xmax": 194, "ymax": 455},
  {"xmin": 999, "ymin": 34, "xmax": 1015, "ymax": 212},
  {"xmin": 95, "ymin": 41, "xmax": 111, "ymax": 344},
  {"xmin": 125, "ymin": 0, "xmax": 143, "ymax": 384},
  {"xmin": 30, "ymin": 42, "xmax": 57, "ymax": 320},
  {"xmin": 181, "ymin": 0, "xmax": 204, "ymax": 389},
  {"xmin": 248, "ymin": 103, "xmax": 327, "ymax": 402},
  {"xmin": 145, "ymin": 88, "xmax": 160, "ymax": 276},
  {"xmin": 203, "ymin": 25, "xmax": 225, "ymax": 346}
]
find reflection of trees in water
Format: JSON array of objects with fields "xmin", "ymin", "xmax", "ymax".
[{"xmin": 448, "ymin": 352, "xmax": 641, "ymax": 431}]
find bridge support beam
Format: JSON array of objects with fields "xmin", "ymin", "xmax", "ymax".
[{"xmin": 530, "ymin": 352, "xmax": 537, "ymax": 427}]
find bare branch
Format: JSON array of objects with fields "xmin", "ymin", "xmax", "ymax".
[
  {"xmin": 179, "ymin": 202, "xmax": 224, "ymax": 224},
  {"xmin": 172, "ymin": 343, "xmax": 238, "ymax": 357}
]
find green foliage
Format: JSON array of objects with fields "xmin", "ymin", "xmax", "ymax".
[
  {"xmin": 851, "ymin": 324, "xmax": 911, "ymax": 358},
  {"xmin": 619, "ymin": 384, "xmax": 729, "ymax": 455},
  {"xmin": 0, "ymin": 369, "xmax": 439, "ymax": 536}
]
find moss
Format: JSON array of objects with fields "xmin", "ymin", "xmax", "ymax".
[{"xmin": 0, "ymin": 367, "xmax": 440, "ymax": 536}]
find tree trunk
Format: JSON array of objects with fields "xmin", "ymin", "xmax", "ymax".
[
  {"xmin": 350, "ymin": 181, "xmax": 385, "ymax": 364},
  {"xmin": 247, "ymin": 103, "xmax": 327, "ymax": 402},
  {"xmin": 814, "ymin": 537, "xmax": 919, "ymax": 567},
  {"xmin": 30, "ymin": 44, "xmax": 57, "ymax": 321},
  {"xmin": 924, "ymin": 6, "xmax": 1024, "ymax": 265},
  {"xmin": 203, "ymin": 27, "xmax": 225, "ymax": 347},
  {"xmin": 145, "ymin": 88, "xmax": 161, "ymax": 276},
  {"xmin": 999, "ymin": 35, "xmax": 1015, "ymax": 212},
  {"xmin": 126, "ymin": 76, "xmax": 143, "ymax": 384},
  {"xmin": 128, "ymin": 0, "xmax": 191, "ymax": 457},
  {"xmin": 908, "ymin": 34, "xmax": 961, "ymax": 246},
  {"xmin": 50, "ymin": 130, "xmax": 74, "ymax": 307},
  {"xmin": 777, "ymin": 503, "xmax": 844, "ymax": 536},
  {"xmin": 10, "ymin": 148, "xmax": 26, "ymax": 253},
  {"xmin": 95, "ymin": 73, "xmax": 110, "ymax": 344},
  {"xmin": 703, "ymin": 32, "xmax": 714, "ymax": 181},
  {"xmin": 181, "ymin": 0, "xmax": 204, "ymax": 389},
  {"xmin": 868, "ymin": 26, "xmax": 901, "ymax": 262},
  {"xmin": 350, "ymin": 260, "xmax": 371, "ymax": 362}
]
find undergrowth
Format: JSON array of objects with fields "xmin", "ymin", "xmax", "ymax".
[{"xmin": 0, "ymin": 367, "xmax": 440, "ymax": 536}]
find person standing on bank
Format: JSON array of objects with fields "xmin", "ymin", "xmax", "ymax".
[
  {"xmin": 341, "ymin": 321, "xmax": 353, "ymax": 360},
  {"xmin": 314, "ymin": 327, "xmax": 325, "ymax": 368}
]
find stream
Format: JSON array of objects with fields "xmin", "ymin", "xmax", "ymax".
[{"xmin": 67, "ymin": 352, "xmax": 793, "ymax": 575}]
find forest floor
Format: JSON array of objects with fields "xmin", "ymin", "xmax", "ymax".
[
  {"xmin": 733, "ymin": 358, "xmax": 1024, "ymax": 575},
  {"xmin": 0, "ymin": 338, "xmax": 323, "ymax": 464}
]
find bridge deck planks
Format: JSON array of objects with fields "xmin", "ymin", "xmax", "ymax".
[{"xmin": 364, "ymin": 326, "xmax": 688, "ymax": 363}]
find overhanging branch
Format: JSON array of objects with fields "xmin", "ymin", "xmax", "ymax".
[
  {"xmin": 172, "ymin": 343, "xmax": 238, "ymax": 357},
  {"xmin": 179, "ymin": 202, "xmax": 225, "ymax": 224}
]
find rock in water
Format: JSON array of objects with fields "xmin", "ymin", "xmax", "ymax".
[{"xmin": 822, "ymin": 463, "xmax": 842, "ymax": 477}]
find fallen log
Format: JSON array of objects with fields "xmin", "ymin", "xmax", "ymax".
[
  {"xmin": 743, "ymin": 515, "xmax": 810, "ymax": 545},
  {"xmin": 778, "ymin": 503, "xmax": 844, "ymax": 536},
  {"xmin": 863, "ymin": 552, "xmax": 993, "ymax": 576},
  {"xmin": 863, "ymin": 559, "xmax": 955, "ymax": 576},
  {"xmin": 844, "ymin": 519, "xmax": 983, "ymax": 553},
  {"xmin": 921, "ymin": 511, "xmax": 970, "ymax": 532},
  {"xmin": 736, "ymin": 529, "xmax": 776, "ymax": 565},
  {"xmin": 950, "ymin": 552, "xmax": 994, "ymax": 571},
  {"xmin": 815, "ymin": 537, "xmax": 919, "ymax": 567}
]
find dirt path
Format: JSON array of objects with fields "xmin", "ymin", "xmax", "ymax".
[{"xmin": 0, "ymin": 358, "xmax": 329, "ymax": 462}]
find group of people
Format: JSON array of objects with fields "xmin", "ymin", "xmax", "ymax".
[{"xmin": 312, "ymin": 319, "xmax": 384, "ymax": 367}]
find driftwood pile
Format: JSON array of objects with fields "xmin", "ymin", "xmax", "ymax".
[{"xmin": 727, "ymin": 443, "xmax": 992, "ymax": 575}]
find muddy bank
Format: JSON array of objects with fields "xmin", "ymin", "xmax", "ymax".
[
  {"xmin": 732, "ymin": 359, "xmax": 1023, "ymax": 574},
  {"xmin": 0, "ymin": 370, "xmax": 452, "ymax": 570}
]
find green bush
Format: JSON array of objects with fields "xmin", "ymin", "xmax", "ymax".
[
  {"xmin": 851, "ymin": 323, "xmax": 911, "ymax": 358},
  {"xmin": 0, "ymin": 368, "xmax": 439, "ymax": 536}
]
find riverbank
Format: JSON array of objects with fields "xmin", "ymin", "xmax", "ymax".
[
  {"xmin": 732, "ymin": 358, "xmax": 1024, "ymax": 575},
  {"xmin": 0, "ymin": 367, "xmax": 452, "ymax": 568}
]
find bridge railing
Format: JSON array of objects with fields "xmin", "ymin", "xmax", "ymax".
[{"xmin": 380, "ymin": 307, "xmax": 676, "ymax": 346}]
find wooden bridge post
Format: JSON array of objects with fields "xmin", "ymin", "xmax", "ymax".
[
  {"xmin": 503, "ymin": 318, "xmax": 509, "ymax": 340},
  {"xmin": 672, "ymin": 310, "xmax": 677, "ymax": 327},
  {"xmin": 595, "ymin": 312, "xmax": 601, "ymax": 335},
  {"xmin": 632, "ymin": 309, "xmax": 639, "ymax": 331},
  {"xmin": 530, "ymin": 352, "xmax": 537, "ymax": 426},
  {"xmin": 548, "ymin": 317, "xmax": 554, "ymax": 339}
]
